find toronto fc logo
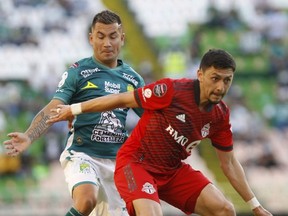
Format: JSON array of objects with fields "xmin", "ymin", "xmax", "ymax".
[
  {"xmin": 201, "ymin": 123, "xmax": 211, "ymax": 137},
  {"xmin": 142, "ymin": 182, "xmax": 156, "ymax": 194}
]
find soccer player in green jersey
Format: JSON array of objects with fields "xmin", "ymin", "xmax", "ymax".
[{"xmin": 3, "ymin": 10, "xmax": 145, "ymax": 216}]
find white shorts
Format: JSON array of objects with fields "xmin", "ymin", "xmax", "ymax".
[{"xmin": 60, "ymin": 150, "xmax": 128, "ymax": 216}]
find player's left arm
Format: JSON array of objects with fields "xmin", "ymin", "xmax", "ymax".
[{"xmin": 215, "ymin": 149, "xmax": 273, "ymax": 216}]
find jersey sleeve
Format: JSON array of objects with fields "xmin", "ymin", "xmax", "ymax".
[
  {"xmin": 210, "ymin": 109, "xmax": 233, "ymax": 151},
  {"xmin": 134, "ymin": 78, "xmax": 174, "ymax": 110},
  {"xmin": 53, "ymin": 68, "xmax": 77, "ymax": 104},
  {"xmin": 131, "ymin": 72, "xmax": 146, "ymax": 117}
]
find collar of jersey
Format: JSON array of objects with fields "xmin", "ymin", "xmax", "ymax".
[
  {"xmin": 92, "ymin": 55, "xmax": 123, "ymax": 69},
  {"xmin": 194, "ymin": 79, "xmax": 214, "ymax": 112}
]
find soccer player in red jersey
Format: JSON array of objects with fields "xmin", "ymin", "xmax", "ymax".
[{"xmin": 46, "ymin": 49, "xmax": 273, "ymax": 216}]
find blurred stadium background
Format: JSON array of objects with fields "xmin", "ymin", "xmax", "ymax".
[{"xmin": 0, "ymin": 0, "xmax": 288, "ymax": 215}]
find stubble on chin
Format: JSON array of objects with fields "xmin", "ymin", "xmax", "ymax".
[{"xmin": 208, "ymin": 96, "xmax": 222, "ymax": 104}]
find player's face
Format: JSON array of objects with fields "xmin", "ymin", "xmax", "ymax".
[
  {"xmin": 89, "ymin": 22, "xmax": 124, "ymax": 68},
  {"xmin": 198, "ymin": 66, "xmax": 234, "ymax": 104}
]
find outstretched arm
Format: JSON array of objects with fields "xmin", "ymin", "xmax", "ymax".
[
  {"xmin": 47, "ymin": 91, "xmax": 138, "ymax": 123},
  {"xmin": 3, "ymin": 99, "xmax": 64, "ymax": 156},
  {"xmin": 215, "ymin": 149, "xmax": 273, "ymax": 216},
  {"xmin": 81, "ymin": 91, "xmax": 138, "ymax": 113}
]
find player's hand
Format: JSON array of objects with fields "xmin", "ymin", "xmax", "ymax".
[
  {"xmin": 253, "ymin": 206, "xmax": 273, "ymax": 216},
  {"xmin": 3, "ymin": 132, "xmax": 31, "ymax": 156},
  {"xmin": 67, "ymin": 116, "xmax": 75, "ymax": 130},
  {"xmin": 47, "ymin": 104, "xmax": 73, "ymax": 123}
]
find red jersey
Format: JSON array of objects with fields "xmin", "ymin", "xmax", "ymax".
[{"xmin": 116, "ymin": 78, "xmax": 233, "ymax": 173}]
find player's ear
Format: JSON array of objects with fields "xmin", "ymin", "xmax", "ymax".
[
  {"xmin": 121, "ymin": 33, "xmax": 125, "ymax": 46},
  {"xmin": 197, "ymin": 69, "xmax": 203, "ymax": 81},
  {"xmin": 88, "ymin": 32, "xmax": 93, "ymax": 45}
]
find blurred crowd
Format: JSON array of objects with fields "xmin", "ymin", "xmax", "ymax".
[{"xmin": 0, "ymin": 0, "xmax": 288, "ymax": 213}]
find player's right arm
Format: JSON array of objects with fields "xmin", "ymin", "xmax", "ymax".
[{"xmin": 3, "ymin": 99, "xmax": 64, "ymax": 156}]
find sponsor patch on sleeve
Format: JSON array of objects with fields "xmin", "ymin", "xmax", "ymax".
[{"xmin": 153, "ymin": 84, "xmax": 167, "ymax": 97}]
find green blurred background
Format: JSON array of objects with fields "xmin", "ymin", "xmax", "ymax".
[{"xmin": 1, "ymin": 0, "xmax": 288, "ymax": 215}]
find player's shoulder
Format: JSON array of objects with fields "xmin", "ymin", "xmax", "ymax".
[
  {"xmin": 148, "ymin": 78, "xmax": 185, "ymax": 93},
  {"xmin": 215, "ymin": 100, "xmax": 230, "ymax": 116},
  {"xmin": 170, "ymin": 77, "xmax": 194, "ymax": 90},
  {"xmin": 65, "ymin": 57, "xmax": 101, "ymax": 79},
  {"xmin": 174, "ymin": 77, "xmax": 194, "ymax": 84},
  {"xmin": 67, "ymin": 57, "xmax": 93, "ymax": 71},
  {"xmin": 119, "ymin": 60, "xmax": 145, "ymax": 87},
  {"xmin": 151, "ymin": 77, "xmax": 193, "ymax": 87},
  {"xmin": 119, "ymin": 60, "xmax": 141, "ymax": 77}
]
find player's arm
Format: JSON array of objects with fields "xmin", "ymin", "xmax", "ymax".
[
  {"xmin": 215, "ymin": 149, "xmax": 273, "ymax": 216},
  {"xmin": 47, "ymin": 91, "xmax": 138, "ymax": 123},
  {"xmin": 3, "ymin": 99, "xmax": 64, "ymax": 156},
  {"xmin": 25, "ymin": 99, "xmax": 65, "ymax": 141},
  {"xmin": 132, "ymin": 74, "xmax": 145, "ymax": 117},
  {"xmin": 82, "ymin": 91, "xmax": 138, "ymax": 112}
]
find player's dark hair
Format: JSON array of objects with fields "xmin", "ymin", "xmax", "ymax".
[
  {"xmin": 199, "ymin": 49, "xmax": 236, "ymax": 72},
  {"xmin": 91, "ymin": 10, "xmax": 122, "ymax": 31}
]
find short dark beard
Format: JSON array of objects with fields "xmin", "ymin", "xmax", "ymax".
[{"xmin": 208, "ymin": 98, "xmax": 221, "ymax": 105}]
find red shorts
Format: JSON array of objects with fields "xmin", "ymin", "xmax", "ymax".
[{"xmin": 114, "ymin": 162, "xmax": 211, "ymax": 216}]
